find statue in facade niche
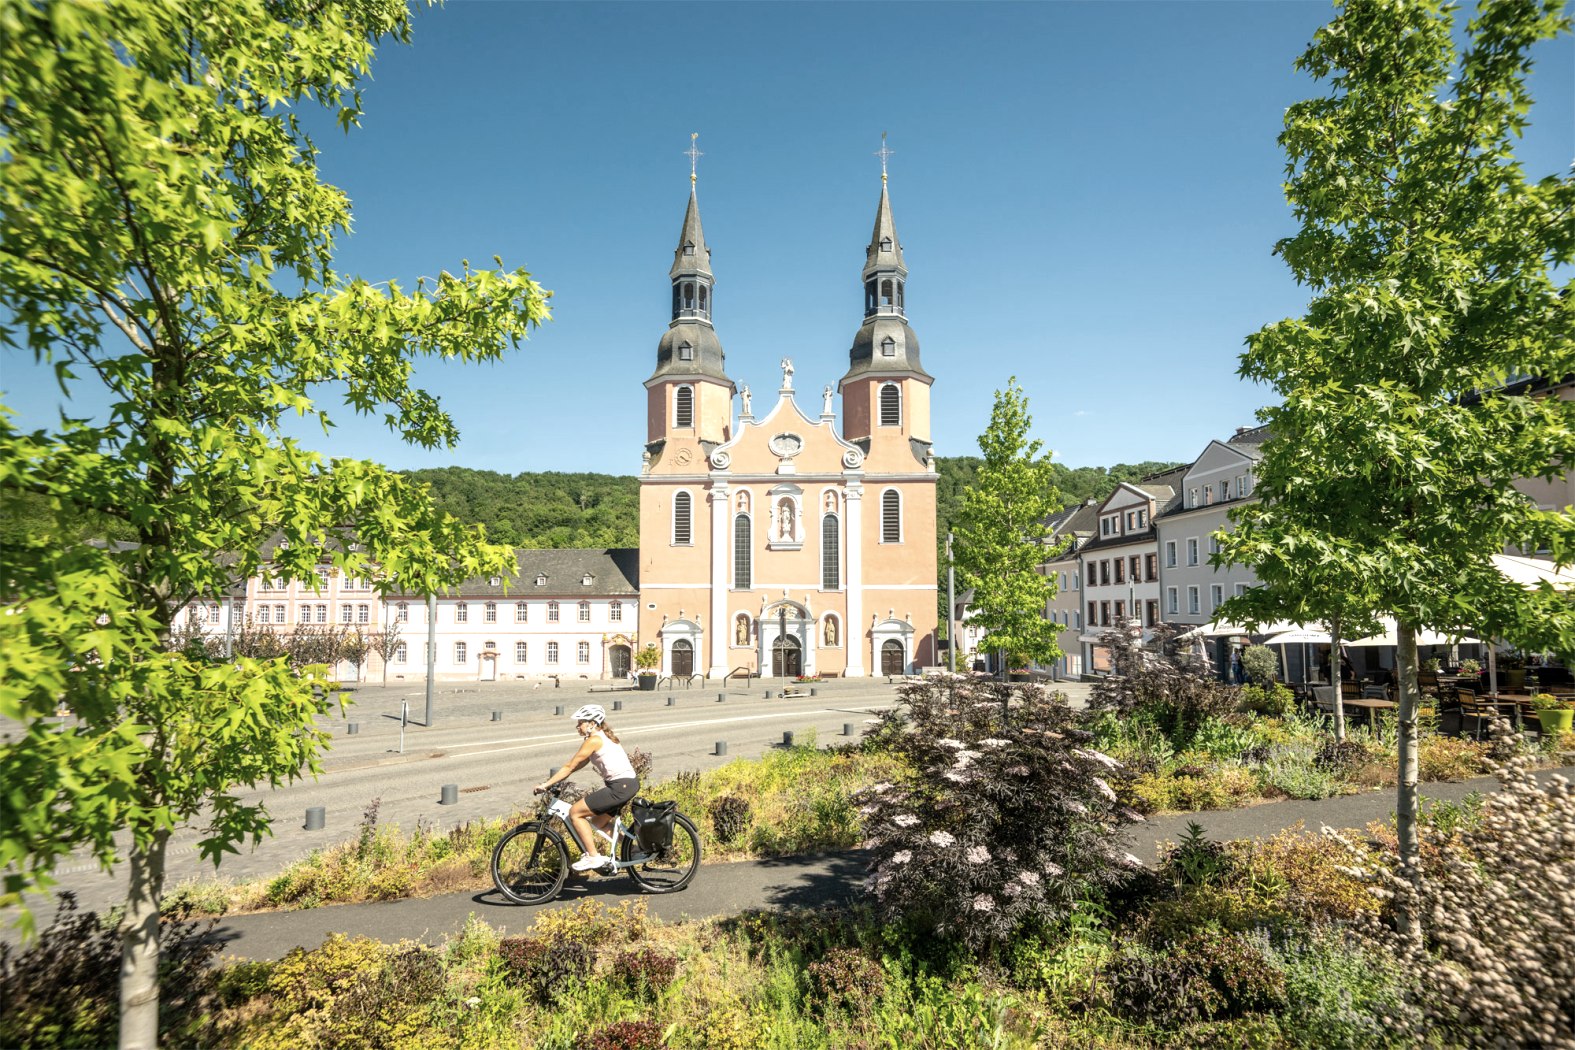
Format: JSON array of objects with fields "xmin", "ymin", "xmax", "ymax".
[
  {"xmin": 823, "ymin": 617, "xmax": 838, "ymax": 646},
  {"xmin": 777, "ymin": 497, "xmax": 796, "ymax": 541}
]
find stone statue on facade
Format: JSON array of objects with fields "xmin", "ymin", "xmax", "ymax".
[
  {"xmin": 822, "ymin": 385, "xmax": 834, "ymax": 416},
  {"xmin": 740, "ymin": 385, "xmax": 751, "ymax": 416},
  {"xmin": 780, "ymin": 357, "xmax": 794, "ymax": 389}
]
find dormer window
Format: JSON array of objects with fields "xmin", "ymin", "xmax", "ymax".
[
  {"xmin": 683, "ymin": 241, "xmax": 695, "ymax": 256},
  {"xmin": 489, "ymin": 576, "xmax": 501, "ymax": 587},
  {"xmin": 879, "ymin": 237, "xmax": 892, "ymax": 252},
  {"xmin": 535, "ymin": 574, "xmax": 546, "ymax": 587},
  {"xmin": 581, "ymin": 574, "xmax": 593, "ymax": 586},
  {"xmin": 678, "ymin": 341, "xmax": 693, "ymax": 361},
  {"xmin": 880, "ymin": 336, "xmax": 896, "ymax": 357}
]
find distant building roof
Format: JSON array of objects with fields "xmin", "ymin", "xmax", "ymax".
[{"xmin": 422, "ymin": 548, "xmax": 640, "ymax": 597}]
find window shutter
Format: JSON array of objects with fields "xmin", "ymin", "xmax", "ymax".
[
  {"xmin": 673, "ymin": 492, "xmax": 692, "ymax": 544},
  {"xmin": 879, "ymin": 384, "xmax": 901, "ymax": 426},
  {"xmin": 881, "ymin": 491, "xmax": 901, "ymax": 543},
  {"xmin": 675, "ymin": 386, "xmax": 694, "ymax": 428}
]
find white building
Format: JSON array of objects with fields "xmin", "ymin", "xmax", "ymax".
[{"xmin": 1041, "ymin": 499, "xmax": 1098, "ymax": 679}]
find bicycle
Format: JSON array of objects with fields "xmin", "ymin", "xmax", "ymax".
[{"xmin": 491, "ymin": 783, "xmax": 702, "ymax": 905}]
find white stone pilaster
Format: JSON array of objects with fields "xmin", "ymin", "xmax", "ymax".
[
  {"xmin": 708, "ymin": 478, "xmax": 730, "ymax": 679},
  {"xmin": 845, "ymin": 480, "xmax": 865, "ymax": 677}
]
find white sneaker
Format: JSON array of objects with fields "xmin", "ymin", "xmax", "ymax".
[{"xmin": 571, "ymin": 853, "xmax": 606, "ymax": 872}]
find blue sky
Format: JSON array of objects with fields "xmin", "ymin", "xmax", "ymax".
[{"xmin": 6, "ymin": 1, "xmax": 1573, "ymax": 475}]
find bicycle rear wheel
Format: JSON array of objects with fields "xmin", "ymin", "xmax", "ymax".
[
  {"xmin": 492, "ymin": 823, "xmax": 569, "ymax": 905},
  {"xmin": 619, "ymin": 813, "xmax": 701, "ymax": 893}
]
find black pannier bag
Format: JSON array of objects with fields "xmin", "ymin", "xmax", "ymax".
[{"xmin": 629, "ymin": 797, "xmax": 677, "ymax": 853}]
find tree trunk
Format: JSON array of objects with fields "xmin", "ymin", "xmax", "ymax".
[
  {"xmin": 1330, "ymin": 614, "xmax": 1346, "ymax": 743},
  {"xmin": 1394, "ymin": 621, "xmax": 1422, "ymax": 939},
  {"xmin": 119, "ymin": 828, "xmax": 170, "ymax": 1050}
]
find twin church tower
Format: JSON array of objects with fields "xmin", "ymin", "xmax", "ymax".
[{"xmin": 636, "ymin": 153, "xmax": 939, "ymax": 679}]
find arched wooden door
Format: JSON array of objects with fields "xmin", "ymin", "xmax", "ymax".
[
  {"xmin": 880, "ymin": 639, "xmax": 906, "ymax": 676},
  {"xmin": 671, "ymin": 639, "xmax": 694, "ymax": 677},
  {"xmin": 609, "ymin": 645, "xmax": 631, "ymax": 679},
  {"xmin": 772, "ymin": 635, "xmax": 802, "ymax": 677}
]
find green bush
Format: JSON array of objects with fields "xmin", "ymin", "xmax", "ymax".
[
  {"xmin": 611, "ymin": 946, "xmax": 679, "ymax": 996},
  {"xmin": 587, "ymin": 1019, "xmax": 666, "ymax": 1050},
  {"xmin": 1262, "ymin": 931, "xmax": 1421, "ymax": 1049},
  {"xmin": 497, "ymin": 936, "xmax": 593, "ymax": 1002},
  {"xmin": 0, "ymin": 894, "xmax": 220, "ymax": 1050},
  {"xmin": 1240, "ymin": 645, "xmax": 1280, "ymax": 685},
  {"xmin": 1104, "ymin": 930, "xmax": 1286, "ymax": 1026},
  {"xmin": 707, "ymin": 794, "xmax": 753, "ymax": 845},
  {"xmin": 1239, "ymin": 681, "xmax": 1295, "ymax": 716}
]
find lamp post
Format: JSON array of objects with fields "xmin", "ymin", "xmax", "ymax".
[
  {"xmin": 778, "ymin": 604, "xmax": 788, "ymax": 694},
  {"xmin": 946, "ymin": 531, "xmax": 957, "ymax": 673},
  {"xmin": 424, "ymin": 592, "xmax": 437, "ymax": 726}
]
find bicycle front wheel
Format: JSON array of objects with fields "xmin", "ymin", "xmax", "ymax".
[
  {"xmin": 492, "ymin": 823, "xmax": 569, "ymax": 905},
  {"xmin": 620, "ymin": 813, "xmax": 701, "ymax": 893}
]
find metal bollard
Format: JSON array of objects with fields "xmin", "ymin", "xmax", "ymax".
[
  {"xmin": 764, "ymin": 689, "xmax": 772, "ymax": 699},
  {"xmin": 440, "ymin": 783, "xmax": 459, "ymax": 805},
  {"xmin": 346, "ymin": 722, "xmax": 359, "ymax": 735},
  {"xmin": 714, "ymin": 741, "xmax": 727, "ymax": 756},
  {"xmin": 810, "ymin": 688, "xmax": 817, "ymax": 697},
  {"xmin": 491, "ymin": 710, "xmax": 502, "ymax": 722},
  {"xmin": 717, "ymin": 692, "xmax": 726, "ymax": 703},
  {"xmin": 783, "ymin": 731, "xmax": 795, "ymax": 747},
  {"xmin": 666, "ymin": 696, "xmax": 675, "ymax": 706},
  {"xmin": 554, "ymin": 705, "xmax": 564, "ymax": 716},
  {"xmin": 304, "ymin": 806, "xmax": 325, "ymax": 831},
  {"xmin": 613, "ymin": 700, "xmax": 623, "ymax": 711},
  {"xmin": 843, "ymin": 723, "xmax": 854, "ymax": 736}
]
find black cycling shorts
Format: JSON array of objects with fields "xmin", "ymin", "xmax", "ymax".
[{"xmin": 584, "ymin": 777, "xmax": 639, "ymax": 815}]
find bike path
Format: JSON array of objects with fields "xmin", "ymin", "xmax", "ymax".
[{"xmin": 206, "ymin": 765, "xmax": 1569, "ymax": 961}]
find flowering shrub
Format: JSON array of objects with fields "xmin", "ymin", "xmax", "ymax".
[
  {"xmin": 1336, "ymin": 753, "xmax": 1575, "ymax": 1048},
  {"xmin": 1087, "ymin": 624, "xmax": 1237, "ymax": 748},
  {"xmin": 856, "ymin": 674, "xmax": 1138, "ymax": 953}
]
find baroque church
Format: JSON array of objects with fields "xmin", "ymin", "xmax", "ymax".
[{"xmin": 636, "ymin": 167, "xmax": 939, "ymax": 679}]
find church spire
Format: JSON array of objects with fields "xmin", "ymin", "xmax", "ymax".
[
  {"xmin": 650, "ymin": 136, "xmax": 730, "ymax": 387},
  {"xmin": 843, "ymin": 142, "xmax": 929, "ymax": 386}
]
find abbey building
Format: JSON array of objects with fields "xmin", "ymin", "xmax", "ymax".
[
  {"xmin": 187, "ymin": 173, "xmax": 939, "ymax": 682},
  {"xmin": 637, "ymin": 175, "xmax": 940, "ymax": 679}
]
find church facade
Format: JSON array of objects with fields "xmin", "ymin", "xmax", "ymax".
[{"xmin": 637, "ymin": 174, "xmax": 940, "ymax": 679}]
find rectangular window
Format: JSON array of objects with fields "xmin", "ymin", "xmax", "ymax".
[
  {"xmin": 1113, "ymin": 559, "xmax": 1125, "ymax": 584},
  {"xmin": 1235, "ymin": 583, "xmax": 1250, "ymax": 597},
  {"xmin": 485, "ymin": 601, "xmax": 497, "ymax": 623},
  {"xmin": 1208, "ymin": 535, "xmax": 1221, "ymax": 556},
  {"xmin": 1165, "ymin": 541, "xmax": 1177, "ymax": 568},
  {"xmin": 547, "ymin": 642, "xmax": 559, "ymax": 664},
  {"xmin": 455, "ymin": 641, "xmax": 468, "ymax": 664},
  {"xmin": 547, "ymin": 601, "xmax": 560, "ymax": 622},
  {"xmin": 1188, "ymin": 488, "xmax": 1198, "ymax": 508},
  {"xmin": 1146, "ymin": 599, "xmax": 1160, "ymax": 627},
  {"xmin": 1210, "ymin": 584, "xmax": 1223, "ymax": 611},
  {"xmin": 1219, "ymin": 481, "xmax": 1229, "ymax": 502},
  {"xmin": 394, "ymin": 642, "xmax": 407, "ymax": 663},
  {"xmin": 1187, "ymin": 539, "xmax": 1199, "ymax": 566},
  {"xmin": 396, "ymin": 603, "xmax": 408, "ymax": 623},
  {"xmin": 578, "ymin": 601, "xmax": 591, "ymax": 623},
  {"xmin": 340, "ymin": 603, "xmax": 352, "ymax": 623},
  {"xmin": 577, "ymin": 641, "xmax": 590, "ymax": 663},
  {"xmin": 1072, "ymin": 571, "xmax": 1080, "ymax": 589},
  {"xmin": 1074, "ymin": 611, "xmax": 1082, "ymax": 628},
  {"xmin": 1100, "ymin": 561, "xmax": 1110, "ymax": 586},
  {"xmin": 1144, "ymin": 553, "xmax": 1158, "ymax": 581},
  {"xmin": 1114, "ymin": 600, "xmax": 1125, "ymax": 621},
  {"xmin": 735, "ymin": 513, "xmax": 754, "ymax": 589},
  {"xmin": 516, "ymin": 641, "xmax": 528, "ymax": 662},
  {"xmin": 610, "ymin": 602, "xmax": 622, "ymax": 622},
  {"xmin": 275, "ymin": 604, "xmax": 285, "ymax": 622},
  {"xmin": 1100, "ymin": 601, "xmax": 1111, "ymax": 626},
  {"xmin": 455, "ymin": 602, "xmax": 468, "ymax": 623},
  {"xmin": 515, "ymin": 601, "xmax": 528, "ymax": 622},
  {"xmin": 316, "ymin": 604, "xmax": 327, "ymax": 623},
  {"xmin": 1129, "ymin": 555, "xmax": 1141, "ymax": 581},
  {"xmin": 1236, "ymin": 475, "xmax": 1245, "ymax": 498},
  {"xmin": 357, "ymin": 603, "xmax": 369, "ymax": 623},
  {"xmin": 1187, "ymin": 586, "xmax": 1200, "ymax": 614},
  {"xmin": 1087, "ymin": 601, "xmax": 1097, "ymax": 626},
  {"xmin": 258, "ymin": 606, "xmax": 271, "ymax": 624},
  {"xmin": 1059, "ymin": 572, "xmax": 1067, "ymax": 590},
  {"xmin": 1167, "ymin": 587, "xmax": 1179, "ymax": 614},
  {"xmin": 821, "ymin": 515, "xmax": 840, "ymax": 590}
]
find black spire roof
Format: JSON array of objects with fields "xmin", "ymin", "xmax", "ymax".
[
  {"xmin": 649, "ymin": 186, "xmax": 731, "ymax": 386},
  {"xmin": 842, "ymin": 179, "xmax": 930, "ymax": 386}
]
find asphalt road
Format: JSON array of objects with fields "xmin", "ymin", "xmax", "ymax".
[{"xmin": 5, "ymin": 676, "xmax": 1091, "ymax": 921}]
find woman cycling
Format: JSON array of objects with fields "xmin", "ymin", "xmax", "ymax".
[{"xmin": 534, "ymin": 704, "xmax": 640, "ymax": 872}]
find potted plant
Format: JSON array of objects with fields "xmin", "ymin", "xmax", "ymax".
[
  {"xmin": 1499, "ymin": 650, "xmax": 1526, "ymax": 692},
  {"xmin": 634, "ymin": 644, "xmax": 661, "ymax": 690},
  {"xmin": 1531, "ymin": 693, "xmax": 1574, "ymax": 737},
  {"xmin": 1458, "ymin": 658, "xmax": 1482, "ymax": 681}
]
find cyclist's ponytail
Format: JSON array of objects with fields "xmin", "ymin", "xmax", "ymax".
[{"xmin": 601, "ymin": 723, "xmax": 621, "ymax": 743}]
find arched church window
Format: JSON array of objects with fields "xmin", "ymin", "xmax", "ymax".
[
  {"xmin": 880, "ymin": 279, "xmax": 894, "ymax": 306},
  {"xmin": 822, "ymin": 513, "xmax": 840, "ymax": 590},
  {"xmin": 674, "ymin": 385, "xmax": 693, "ymax": 428},
  {"xmin": 864, "ymin": 280, "xmax": 877, "ymax": 314},
  {"xmin": 879, "ymin": 384, "xmax": 901, "ymax": 427},
  {"xmin": 698, "ymin": 285, "xmax": 707, "ymax": 312},
  {"xmin": 881, "ymin": 489, "xmax": 902, "ymax": 543},
  {"xmin": 673, "ymin": 491, "xmax": 692, "ymax": 545},
  {"xmin": 682, "ymin": 282, "xmax": 696, "ymax": 310},
  {"xmin": 733, "ymin": 513, "xmax": 752, "ymax": 589},
  {"xmin": 897, "ymin": 281, "xmax": 904, "ymax": 309}
]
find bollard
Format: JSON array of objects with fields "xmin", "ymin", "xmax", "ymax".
[
  {"xmin": 717, "ymin": 692, "xmax": 726, "ymax": 703},
  {"xmin": 554, "ymin": 705, "xmax": 564, "ymax": 716},
  {"xmin": 346, "ymin": 722, "xmax": 359, "ymax": 735},
  {"xmin": 783, "ymin": 731, "xmax": 795, "ymax": 747},
  {"xmin": 714, "ymin": 741, "xmax": 728, "ymax": 756},
  {"xmin": 764, "ymin": 689, "xmax": 772, "ymax": 699},
  {"xmin": 491, "ymin": 710, "xmax": 502, "ymax": 722},
  {"xmin": 613, "ymin": 700, "xmax": 623, "ymax": 711},
  {"xmin": 810, "ymin": 687, "xmax": 817, "ymax": 697},
  {"xmin": 666, "ymin": 696, "xmax": 675, "ymax": 706},
  {"xmin": 440, "ymin": 783, "xmax": 459, "ymax": 806},
  {"xmin": 304, "ymin": 806, "xmax": 325, "ymax": 831},
  {"xmin": 843, "ymin": 723, "xmax": 854, "ymax": 736}
]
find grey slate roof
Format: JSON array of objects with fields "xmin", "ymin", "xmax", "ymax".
[
  {"xmin": 669, "ymin": 189, "xmax": 712, "ymax": 279},
  {"xmin": 411, "ymin": 548, "xmax": 640, "ymax": 598},
  {"xmin": 862, "ymin": 182, "xmax": 906, "ymax": 279},
  {"xmin": 651, "ymin": 321, "xmax": 731, "ymax": 385},
  {"xmin": 843, "ymin": 181, "xmax": 929, "ymax": 386}
]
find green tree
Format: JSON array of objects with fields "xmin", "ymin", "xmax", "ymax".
[
  {"xmin": 0, "ymin": 2, "xmax": 549, "ymax": 1046},
  {"xmin": 952, "ymin": 378, "xmax": 1064, "ymax": 672},
  {"xmin": 1218, "ymin": 0, "xmax": 1575, "ymax": 935}
]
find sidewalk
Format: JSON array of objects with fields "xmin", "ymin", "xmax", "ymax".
[{"xmin": 194, "ymin": 765, "xmax": 1567, "ymax": 962}]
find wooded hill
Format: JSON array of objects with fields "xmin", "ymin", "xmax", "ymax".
[{"xmin": 1, "ymin": 459, "xmax": 1181, "ymax": 552}]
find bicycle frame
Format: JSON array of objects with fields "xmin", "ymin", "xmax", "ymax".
[{"xmin": 541, "ymin": 794, "xmax": 651, "ymax": 871}]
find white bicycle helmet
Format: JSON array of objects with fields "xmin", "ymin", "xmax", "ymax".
[{"xmin": 571, "ymin": 704, "xmax": 607, "ymax": 725}]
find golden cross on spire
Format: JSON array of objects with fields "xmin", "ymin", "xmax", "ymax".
[
  {"xmin": 874, "ymin": 131, "xmax": 894, "ymax": 183},
  {"xmin": 685, "ymin": 132, "xmax": 703, "ymax": 186}
]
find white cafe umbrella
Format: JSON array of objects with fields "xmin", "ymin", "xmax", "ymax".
[{"xmin": 1485, "ymin": 554, "xmax": 1575, "ymax": 692}]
